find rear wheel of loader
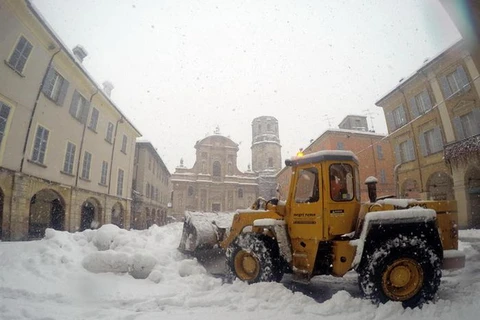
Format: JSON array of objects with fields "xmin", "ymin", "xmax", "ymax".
[
  {"xmin": 226, "ymin": 233, "xmax": 283, "ymax": 284},
  {"xmin": 358, "ymin": 236, "xmax": 441, "ymax": 308}
]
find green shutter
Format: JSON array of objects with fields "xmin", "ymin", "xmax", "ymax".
[{"xmin": 57, "ymin": 78, "xmax": 69, "ymax": 106}]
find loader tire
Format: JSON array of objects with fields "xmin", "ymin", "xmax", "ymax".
[
  {"xmin": 358, "ymin": 236, "xmax": 441, "ymax": 308},
  {"xmin": 226, "ymin": 233, "xmax": 283, "ymax": 284}
]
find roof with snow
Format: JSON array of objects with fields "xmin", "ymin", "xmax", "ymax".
[
  {"xmin": 285, "ymin": 150, "xmax": 359, "ymax": 167},
  {"xmin": 26, "ymin": 0, "xmax": 141, "ymax": 136},
  {"xmin": 375, "ymin": 39, "xmax": 463, "ymax": 106}
]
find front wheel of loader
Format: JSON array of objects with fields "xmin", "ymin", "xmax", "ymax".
[
  {"xmin": 226, "ymin": 233, "xmax": 283, "ymax": 284},
  {"xmin": 358, "ymin": 236, "xmax": 441, "ymax": 308}
]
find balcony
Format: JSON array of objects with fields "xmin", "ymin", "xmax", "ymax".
[{"xmin": 444, "ymin": 133, "xmax": 480, "ymax": 166}]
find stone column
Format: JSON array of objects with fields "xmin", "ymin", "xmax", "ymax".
[{"xmin": 451, "ymin": 166, "xmax": 469, "ymax": 228}]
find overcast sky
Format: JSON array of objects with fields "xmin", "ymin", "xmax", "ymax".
[{"xmin": 32, "ymin": 0, "xmax": 460, "ymax": 173}]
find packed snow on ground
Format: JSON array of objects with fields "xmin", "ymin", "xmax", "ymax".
[{"xmin": 1, "ymin": 222, "xmax": 480, "ymax": 320}]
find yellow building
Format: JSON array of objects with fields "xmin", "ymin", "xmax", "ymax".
[
  {"xmin": 131, "ymin": 141, "xmax": 171, "ymax": 229},
  {"xmin": 0, "ymin": 0, "xmax": 141, "ymax": 240},
  {"xmin": 376, "ymin": 39, "xmax": 480, "ymax": 228}
]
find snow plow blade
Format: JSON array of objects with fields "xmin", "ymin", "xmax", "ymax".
[{"xmin": 178, "ymin": 211, "xmax": 235, "ymax": 254}]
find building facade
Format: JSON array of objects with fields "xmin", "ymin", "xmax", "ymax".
[
  {"xmin": 0, "ymin": 0, "xmax": 141, "ymax": 240},
  {"xmin": 276, "ymin": 115, "xmax": 395, "ymax": 201},
  {"xmin": 170, "ymin": 132, "xmax": 258, "ymax": 220},
  {"xmin": 376, "ymin": 40, "xmax": 480, "ymax": 228},
  {"xmin": 131, "ymin": 141, "xmax": 171, "ymax": 229}
]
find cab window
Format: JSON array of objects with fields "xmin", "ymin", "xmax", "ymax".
[
  {"xmin": 329, "ymin": 164, "xmax": 354, "ymax": 201},
  {"xmin": 294, "ymin": 167, "xmax": 319, "ymax": 203}
]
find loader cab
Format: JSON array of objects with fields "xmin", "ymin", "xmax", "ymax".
[{"xmin": 285, "ymin": 150, "xmax": 361, "ymax": 242}]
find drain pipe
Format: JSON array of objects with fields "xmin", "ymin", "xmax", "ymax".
[{"xmin": 394, "ymin": 163, "xmax": 402, "ymax": 198}]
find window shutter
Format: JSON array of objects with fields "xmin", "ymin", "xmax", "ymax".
[
  {"xmin": 418, "ymin": 131, "xmax": 428, "ymax": 157},
  {"xmin": 70, "ymin": 90, "xmax": 79, "ymax": 117},
  {"xmin": 432, "ymin": 127, "xmax": 443, "ymax": 153},
  {"xmin": 407, "ymin": 139, "xmax": 415, "ymax": 161},
  {"xmin": 394, "ymin": 144, "xmax": 402, "ymax": 164},
  {"xmin": 42, "ymin": 66, "xmax": 55, "ymax": 95},
  {"xmin": 385, "ymin": 111, "xmax": 395, "ymax": 132},
  {"xmin": 399, "ymin": 105, "xmax": 407, "ymax": 125},
  {"xmin": 57, "ymin": 79, "xmax": 69, "ymax": 106},
  {"xmin": 439, "ymin": 76, "xmax": 452, "ymax": 100},
  {"xmin": 410, "ymin": 96, "xmax": 419, "ymax": 118},
  {"xmin": 457, "ymin": 65, "xmax": 470, "ymax": 91},
  {"xmin": 80, "ymin": 100, "xmax": 91, "ymax": 124},
  {"xmin": 471, "ymin": 108, "xmax": 480, "ymax": 136},
  {"xmin": 452, "ymin": 117, "xmax": 465, "ymax": 140},
  {"xmin": 423, "ymin": 90, "xmax": 433, "ymax": 111}
]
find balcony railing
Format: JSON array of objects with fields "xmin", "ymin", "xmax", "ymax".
[{"xmin": 444, "ymin": 133, "xmax": 480, "ymax": 166}]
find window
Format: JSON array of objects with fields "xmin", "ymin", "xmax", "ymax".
[
  {"xmin": 395, "ymin": 139, "xmax": 415, "ymax": 164},
  {"xmin": 329, "ymin": 164, "xmax": 354, "ymax": 201},
  {"xmin": 440, "ymin": 65, "xmax": 470, "ymax": 99},
  {"xmin": 100, "ymin": 161, "xmax": 108, "ymax": 185},
  {"xmin": 69, "ymin": 90, "xmax": 90, "ymax": 123},
  {"xmin": 268, "ymin": 157, "xmax": 273, "ymax": 167},
  {"xmin": 379, "ymin": 169, "xmax": 387, "ymax": 183},
  {"xmin": 213, "ymin": 161, "xmax": 221, "ymax": 177},
  {"xmin": 453, "ymin": 109, "xmax": 480, "ymax": 140},
  {"xmin": 410, "ymin": 90, "xmax": 432, "ymax": 118},
  {"xmin": 0, "ymin": 102, "xmax": 12, "ymax": 147},
  {"xmin": 121, "ymin": 134, "xmax": 127, "ymax": 153},
  {"xmin": 267, "ymin": 123, "xmax": 271, "ymax": 131},
  {"xmin": 336, "ymin": 141, "xmax": 344, "ymax": 150},
  {"xmin": 106, "ymin": 122, "xmax": 114, "ymax": 143},
  {"xmin": 81, "ymin": 151, "xmax": 92, "ymax": 179},
  {"xmin": 392, "ymin": 105, "xmax": 407, "ymax": 129},
  {"xmin": 31, "ymin": 125, "xmax": 49, "ymax": 164},
  {"xmin": 146, "ymin": 183, "xmax": 150, "ymax": 198},
  {"xmin": 42, "ymin": 67, "xmax": 69, "ymax": 105},
  {"xmin": 419, "ymin": 127, "xmax": 443, "ymax": 156},
  {"xmin": 238, "ymin": 188, "xmax": 243, "ymax": 198},
  {"xmin": 8, "ymin": 36, "xmax": 33, "ymax": 74},
  {"xmin": 148, "ymin": 156, "xmax": 152, "ymax": 170},
  {"xmin": 63, "ymin": 142, "xmax": 76, "ymax": 174},
  {"xmin": 376, "ymin": 145, "xmax": 384, "ymax": 160},
  {"xmin": 117, "ymin": 169, "xmax": 124, "ymax": 197},
  {"xmin": 295, "ymin": 167, "xmax": 319, "ymax": 203},
  {"xmin": 88, "ymin": 108, "xmax": 99, "ymax": 131}
]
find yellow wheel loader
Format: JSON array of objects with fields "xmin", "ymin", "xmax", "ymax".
[{"xmin": 178, "ymin": 150, "xmax": 465, "ymax": 308}]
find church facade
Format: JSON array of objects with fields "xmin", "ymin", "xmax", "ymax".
[{"xmin": 170, "ymin": 116, "xmax": 281, "ymax": 220}]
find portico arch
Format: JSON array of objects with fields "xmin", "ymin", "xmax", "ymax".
[{"xmin": 29, "ymin": 189, "xmax": 65, "ymax": 239}]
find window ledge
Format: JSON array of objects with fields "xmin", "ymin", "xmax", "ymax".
[
  {"xmin": 98, "ymin": 182, "xmax": 108, "ymax": 187},
  {"xmin": 88, "ymin": 127, "xmax": 98, "ymax": 134},
  {"xmin": 27, "ymin": 159, "xmax": 47, "ymax": 168},
  {"xmin": 60, "ymin": 170, "xmax": 75, "ymax": 177},
  {"xmin": 4, "ymin": 60, "xmax": 25, "ymax": 77},
  {"xmin": 105, "ymin": 138, "xmax": 113, "ymax": 144},
  {"xmin": 121, "ymin": 150, "xmax": 127, "ymax": 155},
  {"xmin": 43, "ymin": 93, "xmax": 60, "ymax": 105},
  {"xmin": 79, "ymin": 176, "xmax": 91, "ymax": 182}
]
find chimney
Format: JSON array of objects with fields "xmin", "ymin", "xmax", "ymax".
[
  {"xmin": 103, "ymin": 81, "xmax": 114, "ymax": 97},
  {"xmin": 72, "ymin": 45, "xmax": 88, "ymax": 63}
]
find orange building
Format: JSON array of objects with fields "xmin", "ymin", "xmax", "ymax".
[{"xmin": 276, "ymin": 115, "xmax": 395, "ymax": 202}]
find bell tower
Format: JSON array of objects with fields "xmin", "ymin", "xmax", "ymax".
[{"xmin": 251, "ymin": 116, "xmax": 282, "ymax": 199}]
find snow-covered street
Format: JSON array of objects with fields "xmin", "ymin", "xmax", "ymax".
[{"xmin": 1, "ymin": 223, "xmax": 479, "ymax": 320}]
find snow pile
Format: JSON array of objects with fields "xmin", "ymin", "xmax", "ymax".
[{"xmin": 1, "ymin": 222, "xmax": 480, "ymax": 319}]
